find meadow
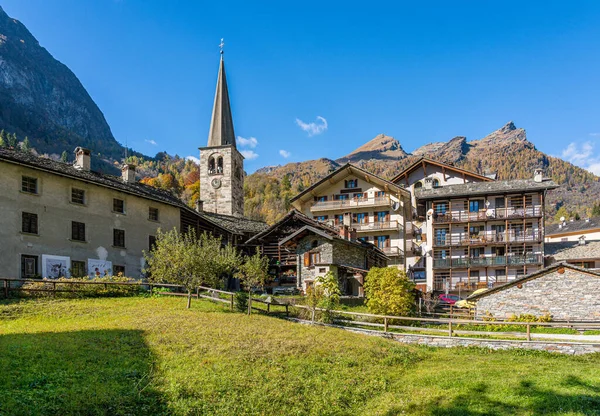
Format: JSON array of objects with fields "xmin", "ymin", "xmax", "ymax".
[{"xmin": 1, "ymin": 296, "xmax": 599, "ymax": 415}]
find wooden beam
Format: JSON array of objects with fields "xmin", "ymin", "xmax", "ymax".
[{"xmin": 422, "ymin": 161, "xmax": 427, "ymax": 176}]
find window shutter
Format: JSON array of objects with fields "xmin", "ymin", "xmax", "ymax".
[
  {"xmin": 303, "ymin": 252, "xmax": 310, "ymax": 267},
  {"xmin": 365, "ymin": 215, "xmax": 369, "ymax": 224}
]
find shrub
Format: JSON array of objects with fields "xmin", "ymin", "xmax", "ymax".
[
  {"xmin": 234, "ymin": 291, "xmax": 249, "ymax": 312},
  {"xmin": 364, "ymin": 267, "xmax": 415, "ymax": 317},
  {"xmin": 305, "ymin": 272, "xmax": 341, "ymax": 323},
  {"xmin": 19, "ymin": 276, "xmax": 141, "ymax": 298}
]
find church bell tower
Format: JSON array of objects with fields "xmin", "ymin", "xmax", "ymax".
[{"xmin": 199, "ymin": 41, "xmax": 244, "ymax": 216}]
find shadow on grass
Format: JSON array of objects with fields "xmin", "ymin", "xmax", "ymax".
[{"xmin": 0, "ymin": 329, "xmax": 167, "ymax": 415}]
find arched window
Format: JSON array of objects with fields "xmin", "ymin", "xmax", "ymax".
[
  {"xmin": 432, "ymin": 178, "xmax": 440, "ymax": 188},
  {"xmin": 414, "ymin": 181, "xmax": 423, "ymax": 189},
  {"xmin": 208, "ymin": 157, "xmax": 216, "ymax": 175},
  {"xmin": 217, "ymin": 157, "xmax": 223, "ymax": 174}
]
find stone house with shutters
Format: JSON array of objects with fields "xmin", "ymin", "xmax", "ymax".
[
  {"xmin": 468, "ymin": 263, "xmax": 600, "ymax": 321},
  {"xmin": 278, "ymin": 222, "xmax": 388, "ymax": 296}
]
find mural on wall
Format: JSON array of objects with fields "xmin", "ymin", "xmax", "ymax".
[
  {"xmin": 41, "ymin": 255, "xmax": 71, "ymax": 279},
  {"xmin": 88, "ymin": 259, "xmax": 113, "ymax": 277}
]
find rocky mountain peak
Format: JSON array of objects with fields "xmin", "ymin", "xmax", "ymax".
[{"xmin": 336, "ymin": 134, "xmax": 408, "ymax": 163}]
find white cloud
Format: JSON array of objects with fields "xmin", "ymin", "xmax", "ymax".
[
  {"xmin": 589, "ymin": 133, "xmax": 600, "ymax": 137},
  {"xmin": 279, "ymin": 149, "xmax": 291, "ymax": 158},
  {"xmin": 241, "ymin": 150, "xmax": 259, "ymax": 160},
  {"xmin": 145, "ymin": 139, "xmax": 157, "ymax": 146},
  {"xmin": 237, "ymin": 136, "xmax": 258, "ymax": 148},
  {"xmin": 185, "ymin": 156, "xmax": 200, "ymax": 164},
  {"xmin": 295, "ymin": 116, "xmax": 328, "ymax": 136},
  {"xmin": 560, "ymin": 141, "xmax": 600, "ymax": 175}
]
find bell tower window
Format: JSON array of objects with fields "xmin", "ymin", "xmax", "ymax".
[
  {"xmin": 217, "ymin": 157, "xmax": 223, "ymax": 174},
  {"xmin": 209, "ymin": 157, "xmax": 216, "ymax": 175}
]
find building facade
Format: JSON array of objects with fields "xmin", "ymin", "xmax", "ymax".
[
  {"xmin": 290, "ymin": 164, "xmax": 411, "ymax": 269},
  {"xmin": 544, "ymin": 217, "xmax": 600, "ymax": 242}
]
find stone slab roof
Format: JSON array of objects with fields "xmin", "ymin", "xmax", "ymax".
[
  {"xmin": 544, "ymin": 240, "xmax": 600, "ymax": 261},
  {"xmin": 199, "ymin": 211, "xmax": 268, "ymax": 235},
  {"xmin": 0, "ymin": 147, "xmax": 190, "ymax": 210},
  {"xmin": 546, "ymin": 217, "xmax": 600, "ymax": 236},
  {"xmin": 415, "ymin": 178, "xmax": 558, "ymax": 200},
  {"xmin": 244, "ymin": 209, "xmax": 338, "ymax": 244},
  {"xmin": 467, "ymin": 262, "xmax": 600, "ymax": 301}
]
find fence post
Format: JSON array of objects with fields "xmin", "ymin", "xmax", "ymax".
[
  {"xmin": 448, "ymin": 320, "xmax": 453, "ymax": 337},
  {"xmin": 230, "ymin": 293, "xmax": 234, "ymax": 311},
  {"xmin": 384, "ymin": 317, "xmax": 389, "ymax": 333},
  {"xmin": 3, "ymin": 279, "xmax": 8, "ymax": 298},
  {"xmin": 311, "ymin": 308, "xmax": 315, "ymax": 323},
  {"xmin": 52, "ymin": 281, "xmax": 56, "ymax": 297},
  {"xmin": 526, "ymin": 324, "xmax": 531, "ymax": 341},
  {"xmin": 285, "ymin": 304, "xmax": 289, "ymax": 317},
  {"xmin": 267, "ymin": 302, "xmax": 270, "ymax": 314}
]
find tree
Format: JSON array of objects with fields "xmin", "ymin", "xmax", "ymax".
[
  {"xmin": 235, "ymin": 248, "xmax": 270, "ymax": 315},
  {"xmin": 21, "ymin": 137, "xmax": 31, "ymax": 153},
  {"xmin": 554, "ymin": 206, "xmax": 569, "ymax": 223},
  {"xmin": 144, "ymin": 228, "xmax": 241, "ymax": 308},
  {"xmin": 305, "ymin": 271, "xmax": 341, "ymax": 323},
  {"xmin": 364, "ymin": 267, "xmax": 415, "ymax": 316},
  {"xmin": 7, "ymin": 133, "xmax": 17, "ymax": 149},
  {"xmin": 592, "ymin": 203, "xmax": 600, "ymax": 218},
  {"xmin": 0, "ymin": 130, "xmax": 5, "ymax": 148},
  {"xmin": 61, "ymin": 150, "xmax": 69, "ymax": 163}
]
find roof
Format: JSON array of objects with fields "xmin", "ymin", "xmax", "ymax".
[
  {"xmin": 467, "ymin": 262, "xmax": 600, "ymax": 301},
  {"xmin": 207, "ymin": 55, "xmax": 236, "ymax": 148},
  {"xmin": 391, "ymin": 157, "xmax": 494, "ymax": 184},
  {"xmin": 415, "ymin": 178, "xmax": 558, "ymax": 200},
  {"xmin": 289, "ymin": 163, "xmax": 410, "ymax": 205},
  {"xmin": 545, "ymin": 217, "xmax": 600, "ymax": 237},
  {"xmin": 278, "ymin": 224, "xmax": 387, "ymax": 257},
  {"xmin": 544, "ymin": 240, "xmax": 600, "ymax": 261},
  {"xmin": 244, "ymin": 209, "xmax": 337, "ymax": 244},
  {"xmin": 199, "ymin": 211, "xmax": 268, "ymax": 235},
  {"xmin": 0, "ymin": 147, "xmax": 191, "ymax": 210}
]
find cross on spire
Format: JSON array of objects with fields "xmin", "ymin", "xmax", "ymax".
[{"xmin": 219, "ymin": 38, "xmax": 224, "ymax": 55}]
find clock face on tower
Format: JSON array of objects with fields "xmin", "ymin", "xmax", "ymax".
[{"xmin": 211, "ymin": 178, "xmax": 222, "ymax": 189}]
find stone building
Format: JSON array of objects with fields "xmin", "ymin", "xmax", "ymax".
[
  {"xmin": 545, "ymin": 239, "xmax": 600, "ymax": 270},
  {"xmin": 279, "ymin": 222, "xmax": 388, "ymax": 296},
  {"xmin": 544, "ymin": 217, "xmax": 600, "ymax": 242},
  {"xmin": 469, "ymin": 263, "xmax": 600, "ymax": 321},
  {"xmin": 199, "ymin": 51, "xmax": 245, "ymax": 216}
]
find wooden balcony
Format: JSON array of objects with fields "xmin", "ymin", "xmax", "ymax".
[
  {"xmin": 432, "ymin": 254, "xmax": 543, "ymax": 269},
  {"xmin": 432, "ymin": 231, "xmax": 543, "ymax": 247},
  {"xmin": 310, "ymin": 197, "xmax": 392, "ymax": 212},
  {"xmin": 352, "ymin": 220, "xmax": 401, "ymax": 232},
  {"xmin": 432, "ymin": 206, "xmax": 543, "ymax": 224}
]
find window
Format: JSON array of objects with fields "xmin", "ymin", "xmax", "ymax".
[
  {"xmin": 21, "ymin": 176, "xmax": 37, "ymax": 194},
  {"xmin": 432, "ymin": 178, "xmax": 440, "ymax": 188},
  {"xmin": 434, "ymin": 202, "xmax": 448, "ymax": 214},
  {"xmin": 71, "ymin": 221, "xmax": 86, "ymax": 241},
  {"xmin": 376, "ymin": 235, "xmax": 390, "ymax": 249},
  {"xmin": 495, "ymin": 197, "xmax": 505, "ymax": 208},
  {"xmin": 149, "ymin": 235, "xmax": 157, "ymax": 251},
  {"xmin": 113, "ymin": 265, "xmax": 125, "ymax": 276},
  {"xmin": 469, "ymin": 200, "xmax": 483, "ymax": 212},
  {"xmin": 22, "ymin": 212, "xmax": 38, "ymax": 234},
  {"xmin": 434, "ymin": 228, "xmax": 448, "ymax": 245},
  {"xmin": 21, "ymin": 255, "xmax": 38, "ymax": 278},
  {"xmin": 113, "ymin": 229, "xmax": 125, "ymax": 248},
  {"xmin": 375, "ymin": 191, "xmax": 386, "ymax": 198},
  {"xmin": 354, "ymin": 212, "xmax": 367, "ymax": 224},
  {"xmin": 334, "ymin": 194, "xmax": 349, "ymax": 201},
  {"xmin": 414, "ymin": 181, "xmax": 423, "ymax": 189},
  {"xmin": 113, "ymin": 199, "xmax": 125, "ymax": 213},
  {"xmin": 315, "ymin": 195, "xmax": 328, "ymax": 202},
  {"xmin": 353, "ymin": 192, "xmax": 366, "ymax": 199},
  {"xmin": 310, "ymin": 252, "xmax": 321, "ymax": 265},
  {"xmin": 334, "ymin": 214, "xmax": 344, "ymax": 225},
  {"xmin": 316, "ymin": 215, "xmax": 328, "ymax": 222},
  {"xmin": 495, "ymin": 269, "xmax": 507, "ymax": 283},
  {"xmin": 561, "ymin": 237, "xmax": 568, "ymax": 242},
  {"xmin": 149, "ymin": 207, "xmax": 159, "ymax": 221},
  {"xmin": 375, "ymin": 211, "xmax": 389, "ymax": 223},
  {"xmin": 344, "ymin": 179, "xmax": 358, "ymax": 188},
  {"xmin": 318, "ymin": 268, "xmax": 326, "ymax": 273},
  {"xmin": 71, "ymin": 261, "xmax": 86, "ymax": 277},
  {"xmin": 71, "ymin": 188, "xmax": 85, "ymax": 204}
]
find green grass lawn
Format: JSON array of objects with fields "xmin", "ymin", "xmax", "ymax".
[{"xmin": 1, "ymin": 297, "xmax": 599, "ymax": 415}]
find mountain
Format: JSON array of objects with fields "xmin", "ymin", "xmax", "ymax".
[
  {"xmin": 0, "ymin": 6, "xmax": 130, "ymax": 171},
  {"xmin": 245, "ymin": 122, "xmax": 600, "ymax": 223}
]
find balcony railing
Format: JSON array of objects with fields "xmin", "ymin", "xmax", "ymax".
[
  {"xmin": 432, "ymin": 254, "xmax": 543, "ymax": 269},
  {"xmin": 352, "ymin": 220, "xmax": 401, "ymax": 232},
  {"xmin": 379, "ymin": 246, "xmax": 403, "ymax": 257},
  {"xmin": 311, "ymin": 197, "xmax": 391, "ymax": 212},
  {"xmin": 432, "ymin": 231, "xmax": 543, "ymax": 247},
  {"xmin": 432, "ymin": 206, "xmax": 543, "ymax": 223}
]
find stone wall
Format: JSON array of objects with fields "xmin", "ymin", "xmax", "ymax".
[
  {"xmin": 199, "ymin": 145, "xmax": 244, "ymax": 216},
  {"xmin": 332, "ymin": 239, "xmax": 367, "ymax": 269},
  {"xmin": 475, "ymin": 268, "xmax": 600, "ymax": 321}
]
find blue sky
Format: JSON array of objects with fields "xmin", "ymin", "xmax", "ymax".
[{"xmin": 2, "ymin": 0, "xmax": 600, "ymax": 174}]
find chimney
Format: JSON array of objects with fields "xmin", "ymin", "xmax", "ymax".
[
  {"xmin": 424, "ymin": 177, "xmax": 433, "ymax": 190},
  {"xmin": 343, "ymin": 213, "xmax": 352, "ymax": 227},
  {"xmin": 349, "ymin": 228, "xmax": 357, "ymax": 241},
  {"xmin": 73, "ymin": 147, "xmax": 91, "ymax": 171},
  {"xmin": 579, "ymin": 235, "xmax": 586, "ymax": 246},
  {"xmin": 121, "ymin": 164, "xmax": 136, "ymax": 183},
  {"xmin": 196, "ymin": 200, "xmax": 204, "ymax": 212},
  {"xmin": 339, "ymin": 225, "xmax": 350, "ymax": 240},
  {"xmin": 534, "ymin": 168, "xmax": 543, "ymax": 183}
]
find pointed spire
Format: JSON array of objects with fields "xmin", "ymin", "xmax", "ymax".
[{"xmin": 207, "ymin": 42, "xmax": 236, "ymax": 148}]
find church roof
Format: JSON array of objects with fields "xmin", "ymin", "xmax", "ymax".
[{"xmin": 207, "ymin": 55, "xmax": 236, "ymax": 148}]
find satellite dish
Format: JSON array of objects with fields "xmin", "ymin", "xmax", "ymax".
[
  {"xmin": 392, "ymin": 201, "xmax": 401, "ymax": 211},
  {"xmin": 421, "ymin": 243, "xmax": 429, "ymax": 255},
  {"xmin": 560, "ymin": 216, "xmax": 565, "ymax": 222},
  {"xmin": 427, "ymin": 209, "xmax": 434, "ymax": 216}
]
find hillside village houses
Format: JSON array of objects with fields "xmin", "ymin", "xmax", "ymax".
[{"xmin": 1, "ymin": 47, "xmax": 564, "ymax": 297}]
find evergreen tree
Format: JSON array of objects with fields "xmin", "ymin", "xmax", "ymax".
[
  {"xmin": 60, "ymin": 150, "xmax": 69, "ymax": 163},
  {"xmin": 7, "ymin": 133, "xmax": 17, "ymax": 149},
  {"xmin": 0, "ymin": 130, "xmax": 5, "ymax": 148},
  {"xmin": 21, "ymin": 137, "xmax": 31, "ymax": 153},
  {"xmin": 592, "ymin": 203, "xmax": 600, "ymax": 218}
]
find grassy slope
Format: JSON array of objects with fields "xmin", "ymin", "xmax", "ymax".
[{"xmin": 1, "ymin": 297, "xmax": 599, "ymax": 416}]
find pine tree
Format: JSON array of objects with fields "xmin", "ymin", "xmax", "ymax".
[
  {"xmin": 21, "ymin": 137, "xmax": 31, "ymax": 153},
  {"xmin": 0, "ymin": 130, "xmax": 5, "ymax": 148},
  {"xmin": 61, "ymin": 150, "xmax": 69, "ymax": 163},
  {"xmin": 7, "ymin": 133, "xmax": 17, "ymax": 149}
]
